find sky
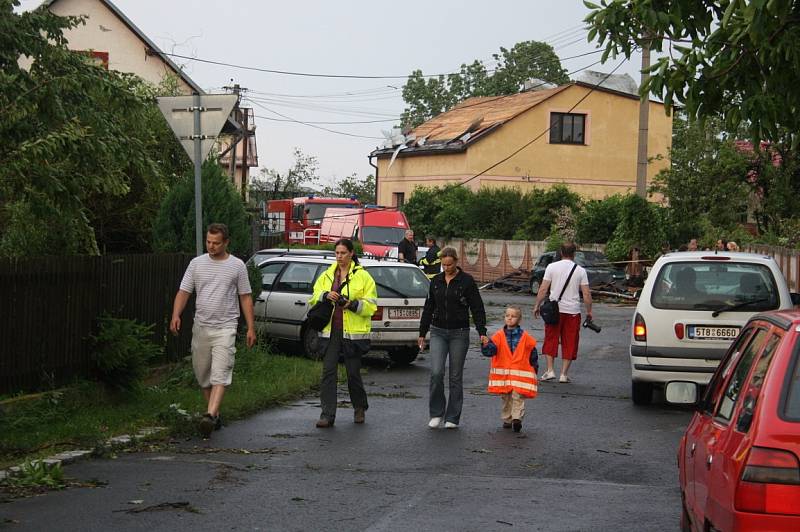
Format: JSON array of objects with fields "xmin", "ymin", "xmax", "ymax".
[{"xmin": 22, "ymin": 0, "xmax": 646, "ymax": 188}]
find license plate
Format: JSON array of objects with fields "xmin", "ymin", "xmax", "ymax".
[
  {"xmin": 689, "ymin": 326, "xmax": 740, "ymax": 340},
  {"xmin": 388, "ymin": 307, "xmax": 420, "ymax": 320}
]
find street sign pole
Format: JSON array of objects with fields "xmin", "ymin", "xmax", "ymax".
[
  {"xmin": 192, "ymin": 93, "xmax": 203, "ymax": 256},
  {"xmin": 156, "ymin": 94, "xmax": 239, "ymax": 257}
]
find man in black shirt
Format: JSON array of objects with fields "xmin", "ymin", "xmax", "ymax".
[
  {"xmin": 397, "ymin": 229, "xmax": 417, "ymax": 264},
  {"xmin": 419, "ymin": 236, "xmax": 441, "ymax": 278}
]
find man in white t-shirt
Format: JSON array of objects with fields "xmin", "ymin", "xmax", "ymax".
[
  {"xmin": 533, "ymin": 242, "xmax": 593, "ymax": 383},
  {"xmin": 170, "ymin": 223, "xmax": 256, "ymax": 438}
]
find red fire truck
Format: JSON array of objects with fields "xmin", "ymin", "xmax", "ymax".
[{"xmin": 265, "ymin": 196, "xmax": 360, "ymax": 244}]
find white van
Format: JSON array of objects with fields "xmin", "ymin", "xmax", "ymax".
[{"xmin": 629, "ymin": 251, "xmax": 799, "ymax": 405}]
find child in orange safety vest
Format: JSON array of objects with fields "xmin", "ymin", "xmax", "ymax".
[{"xmin": 481, "ymin": 305, "xmax": 538, "ymax": 433}]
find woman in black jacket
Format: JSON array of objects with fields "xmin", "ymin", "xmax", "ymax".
[{"xmin": 418, "ymin": 247, "xmax": 488, "ymax": 429}]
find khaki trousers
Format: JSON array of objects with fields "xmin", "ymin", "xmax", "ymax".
[{"xmin": 501, "ymin": 391, "xmax": 526, "ymax": 421}]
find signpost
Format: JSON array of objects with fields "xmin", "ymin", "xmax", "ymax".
[{"xmin": 157, "ymin": 94, "xmax": 238, "ymax": 255}]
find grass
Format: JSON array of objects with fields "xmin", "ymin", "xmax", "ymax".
[{"xmin": 0, "ymin": 343, "xmax": 321, "ymax": 469}]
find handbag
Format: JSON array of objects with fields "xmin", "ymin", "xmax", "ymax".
[
  {"xmin": 539, "ymin": 263, "xmax": 578, "ymax": 326},
  {"xmin": 306, "ymin": 273, "xmax": 351, "ymax": 331}
]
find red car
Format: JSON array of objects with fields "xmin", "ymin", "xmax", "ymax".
[{"xmin": 667, "ymin": 310, "xmax": 800, "ymax": 531}]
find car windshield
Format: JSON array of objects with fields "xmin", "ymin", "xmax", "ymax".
[
  {"xmin": 361, "ymin": 226, "xmax": 406, "ymax": 245},
  {"xmin": 651, "ymin": 261, "xmax": 780, "ymax": 311},
  {"xmin": 306, "ymin": 203, "xmax": 356, "ymax": 224},
  {"xmin": 365, "ymin": 265, "xmax": 429, "ymax": 298}
]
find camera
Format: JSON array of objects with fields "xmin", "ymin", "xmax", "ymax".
[
  {"xmin": 336, "ymin": 297, "xmax": 349, "ymax": 307},
  {"xmin": 583, "ymin": 317, "xmax": 601, "ymax": 333}
]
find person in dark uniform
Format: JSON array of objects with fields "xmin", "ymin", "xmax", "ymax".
[{"xmin": 419, "ymin": 236, "xmax": 441, "ymax": 279}]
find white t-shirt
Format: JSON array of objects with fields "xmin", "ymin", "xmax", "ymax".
[
  {"xmin": 543, "ymin": 259, "xmax": 589, "ymax": 315},
  {"xmin": 179, "ymin": 254, "xmax": 251, "ymax": 328}
]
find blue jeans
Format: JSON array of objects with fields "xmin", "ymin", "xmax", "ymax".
[{"xmin": 428, "ymin": 326, "xmax": 470, "ymax": 424}]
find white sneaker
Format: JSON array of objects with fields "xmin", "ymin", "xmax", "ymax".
[
  {"xmin": 444, "ymin": 421, "xmax": 459, "ymax": 429},
  {"xmin": 540, "ymin": 370, "xmax": 556, "ymax": 381},
  {"xmin": 428, "ymin": 417, "xmax": 442, "ymax": 429},
  {"xmin": 559, "ymin": 374, "xmax": 571, "ymax": 383}
]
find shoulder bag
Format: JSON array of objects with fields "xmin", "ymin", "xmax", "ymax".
[
  {"xmin": 539, "ymin": 263, "xmax": 578, "ymax": 326},
  {"xmin": 306, "ymin": 271, "xmax": 352, "ymax": 331}
]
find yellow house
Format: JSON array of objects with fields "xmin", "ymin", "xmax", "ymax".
[
  {"xmin": 40, "ymin": 0, "xmax": 257, "ymax": 193},
  {"xmin": 370, "ymin": 81, "xmax": 673, "ymax": 206}
]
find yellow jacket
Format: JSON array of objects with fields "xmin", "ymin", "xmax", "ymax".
[{"xmin": 309, "ymin": 261, "xmax": 377, "ymax": 340}]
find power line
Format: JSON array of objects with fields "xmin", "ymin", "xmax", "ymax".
[
  {"xmin": 458, "ymin": 58, "xmax": 628, "ymax": 188},
  {"xmin": 254, "ymin": 115, "xmax": 397, "ymax": 125},
  {"xmin": 160, "ymin": 48, "xmax": 604, "ymax": 80},
  {"xmin": 246, "ymin": 98, "xmax": 384, "ymax": 140}
]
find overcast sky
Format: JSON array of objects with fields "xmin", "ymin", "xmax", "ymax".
[{"xmin": 24, "ymin": 0, "xmax": 645, "ymax": 187}]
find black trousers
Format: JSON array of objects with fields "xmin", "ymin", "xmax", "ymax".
[{"xmin": 319, "ymin": 329, "xmax": 368, "ymax": 420}]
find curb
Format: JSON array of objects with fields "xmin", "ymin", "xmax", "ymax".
[{"xmin": 0, "ymin": 427, "xmax": 167, "ymax": 483}]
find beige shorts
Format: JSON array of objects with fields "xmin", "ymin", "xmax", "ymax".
[{"xmin": 191, "ymin": 324, "xmax": 237, "ymax": 388}]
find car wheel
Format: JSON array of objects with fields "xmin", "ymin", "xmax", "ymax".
[
  {"xmin": 631, "ymin": 381, "xmax": 653, "ymax": 405},
  {"xmin": 388, "ymin": 346, "xmax": 418, "ymax": 366},
  {"xmin": 302, "ymin": 326, "xmax": 321, "ymax": 361},
  {"xmin": 530, "ymin": 279, "xmax": 540, "ymax": 295}
]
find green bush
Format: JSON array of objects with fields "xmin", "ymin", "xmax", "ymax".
[
  {"xmin": 514, "ymin": 185, "xmax": 581, "ymax": 240},
  {"xmin": 576, "ymin": 195, "xmax": 624, "ymax": 244},
  {"xmin": 151, "ymin": 160, "xmax": 251, "ymax": 256},
  {"xmin": 605, "ymin": 195, "xmax": 667, "ymax": 261},
  {"xmin": 90, "ymin": 315, "xmax": 162, "ymax": 392}
]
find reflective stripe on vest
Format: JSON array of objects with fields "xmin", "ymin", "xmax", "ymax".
[{"xmin": 487, "ymin": 329, "xmax": 538, "ymax": 398}]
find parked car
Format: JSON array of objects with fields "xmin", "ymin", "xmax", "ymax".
[
  {"xmin": 630, "ymin": 251, "xmax": 800, "ymax": 405},
  {"xmin": 529, "ymin": 250, "xmax": 625, "ymax": 294},
  {"xmin": 248, "ymin": 248, "xmax": 333, "ymax": 266},
  {"xmin": 253, "ymin": 254, "xmax": 429, "ymax": 365},
  {"xmin": 667, "ymin": 309, "xmax": 800, "ymax": 531}
]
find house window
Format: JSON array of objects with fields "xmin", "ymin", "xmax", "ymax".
[
  {"xmin": 549, "ymin": 112, "xmax": 586, "ymax": 144},
  {"xmin": 78, "ymin": 50, "xmax": 109, "ymax": 69},
  {"xmin": 393, "ymin": 192, "xmax": 405, "ymax": 207}
]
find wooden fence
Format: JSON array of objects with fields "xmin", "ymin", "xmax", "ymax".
[
  {"xmin": 444, "ymin": 239, "xmax": 603, "ymax": 283},
  {"xmin": 447, "ymin": 238, "xmax": 800, "ymax": 291},
  {"xmin": 0, "ymin": 254, "xmax": 195, "ymax": 394}
]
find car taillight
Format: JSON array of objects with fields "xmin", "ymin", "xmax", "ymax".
[
  {"xmin": 372, "ymin": 306, "xmax": 383, "ymax": 321},
  {"xmin": 633, "ymin": 313, "xmax": 647, "ymax": 341},
  {"xmin": 674, "ymin": 323, "xmax": 684, "ymax": 339},
  {"xmin": 735, "ymin": 446, "xmax": 800, "ymax": 515}
]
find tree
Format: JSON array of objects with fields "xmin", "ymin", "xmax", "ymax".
[
  {"xmin": 249, "ymin": 148, "xmax": 320, "ymax": 204},
  {"xmin": 584, "ymin": 0, "xmax": 800, "ymax": 147},
  {"xmin": 651, "ymin": 113, "xmax": 753, "ymax": 243},
  {"xmin": 575, "ymin": 194, "xmax": 625, "ymax": 244},
  {"xmin": 151, "ymin": 161, "xmax": 251, "ymax": 256},
  {"xmin": 401, "ymin": 41, "xmax": 570, "ymax": 127},
  {"xmin": 0, "ymin": 1, "xmax": 189, "ymax": 257},
  {"xmin": 605, "ymin": 195, "xmax": 666, "ymax": 261},
  {"xmin": 513, "ymin": 185, "xmax": 581, "ymax": 240},
  {"xmin": 320, "ymin": 174, "xmax": 376, "ymax": 204}
]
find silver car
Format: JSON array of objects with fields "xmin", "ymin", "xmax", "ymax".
[{"xmin": 253, "ymin": 253, "xmax": 429, "ymax": 365}]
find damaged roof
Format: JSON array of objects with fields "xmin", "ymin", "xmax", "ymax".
[{"xmin": 373, "ymin": 85, "xmax": 569, "ymax": 158}]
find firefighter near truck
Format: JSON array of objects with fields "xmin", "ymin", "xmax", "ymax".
[{"xmin": 265, "ymin": 196, "xmax": 359, "ymax": 244}]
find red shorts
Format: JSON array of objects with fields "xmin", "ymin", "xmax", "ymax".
[{"xmin": 542, "ymin": 313, "xmax": 581, "ymax": 360}]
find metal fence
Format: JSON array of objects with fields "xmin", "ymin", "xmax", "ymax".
[{"xmin": 0, "ymin": 254, "xmax": 195, "ymax": 394}]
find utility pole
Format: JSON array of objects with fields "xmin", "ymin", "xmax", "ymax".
[
  {"xmin": 240, "ymin": 106, "xmax": 250, "ymax": 202},
  {"xmin": 635, "ymin": 39, "xmax": 651, "ymax": 198}
]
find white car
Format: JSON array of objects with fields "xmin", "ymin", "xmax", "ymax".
[
  {"xmin": 254, "ymin": 252, "xmax": 429, "ymax": 365},
  {"xmin": 629, "ymin": 251, "xmax": 799, "ymax": 405}
]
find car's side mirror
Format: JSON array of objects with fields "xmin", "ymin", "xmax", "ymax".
[
  {"xmin": 665, "ymin": 381, "xmax": 699, "ymax": 405},
  {"xmin": 791, "ymin": 293, "xmax": 800, "ymax": 306}
]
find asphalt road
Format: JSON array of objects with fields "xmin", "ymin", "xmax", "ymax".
[{"xmin": 1, "ymin": 291, "xmax": 692, "ymax": 531}]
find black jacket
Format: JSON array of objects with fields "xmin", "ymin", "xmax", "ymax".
[
  {"xmin": 419, "ymin": 267, "xmax": 487, "ymax": 337},
  {"xmin": 397, "ymin": 238, "xmax": 417, "ymax": 265}
]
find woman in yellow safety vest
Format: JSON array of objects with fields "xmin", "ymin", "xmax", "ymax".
[{"xmin": 309, "ymin": 238, "xmax": 378, "ymax": 428}]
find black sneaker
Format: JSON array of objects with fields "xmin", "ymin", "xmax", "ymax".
[
  {"xmin": 512, "ymin": 419, "xmax": 522, "ymax": 433},
  {"xmin": 199, "ymin": 413, "xmax": 215, "ymax": 438},
  {"xmin": 214, "ymin": 414, "xmax": 223, "ymax": 431}
]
